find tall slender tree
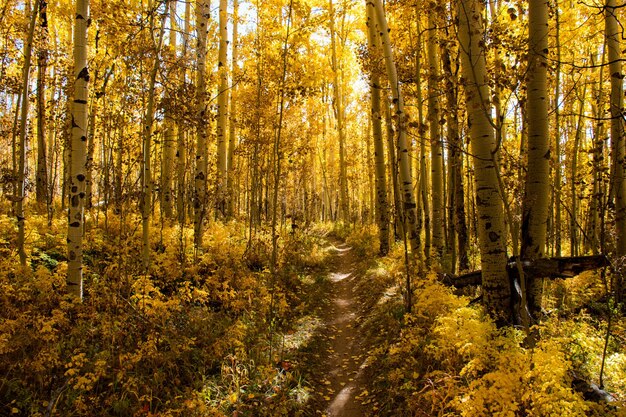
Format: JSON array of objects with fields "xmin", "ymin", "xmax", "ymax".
[
  {"xmin": 606, "ymin": 0, "xmax": 626, "ymax": 257},
  {"xmin": 329, "ymin": 0, "xmax": 349, "ymax": 223},
  {"xmin": 521, "ymin": 0, "xmax": 550, "ymax": 318},
  {"xmin": 162, "ymin": 0, "xmax": 178, "ymax": 219},
  {"xmin": 216, "ymin": 0, "xmax": 228, "ymax": 217},
  {"xmin": 67, "ymin": 0, "xmax": 90, "ymax": 298},
  {"xmin": 427, "ymin": 13, "xmax": 444, "ymax": 259},
  {"xmin": 365, "ymin": 0, "xmax": 389, "ymax": 255},
  {"xmin": 141, "ymin": 0, "xmax": 167, "ymax": 270},
  {"xmin": 369, "ymin": 0, "xmax": 420, "ymax": 253},
  {"xmin": 227, "ymin": 0, "xmax": 240, "ymax": 218},
  {"xmin": 15, "ymin": 3, "xmax": 38, "ymax": 267},
  {"xmin": 36, "ymin": 0, "xmax": 49, "ymax": 211},
  {"xmin": 194, "ymin": 0, "xmax": 210, "ymax": 249},
  {"xmin": 458, "ymin": 0, "xmax": 510, "ymax": 323}
]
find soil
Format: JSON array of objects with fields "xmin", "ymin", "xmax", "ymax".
[{"xmin": 318, "ymin": 241, "xmax": 368, "ymax": 417}]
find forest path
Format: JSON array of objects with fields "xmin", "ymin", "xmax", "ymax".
[{"xmin": 313, "ymin": 240, "xmax": 368, "ymax": 417}]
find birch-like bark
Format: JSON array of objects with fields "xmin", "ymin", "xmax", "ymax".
[
  {"xmin": 442, "ymin": 42, "xmax": 468, "ymax": 272},
  {"xmin": 141, "ymin": 1, "xmax": 167, "ymax": 270},
  {"xmin": 329, "ymin": 0, "xmax": 349, "ymax": 223},
  {"xmin": 554, "ymin": 0, "xmax": 562, "ymax": 256},
  {"xmin": 227, "ymin": 0, "xmax": 239, "ymax": 218},
  {"xmin": 366, "ymin": 3, "xmax": 389, "ymax": 255},
  {"xmin": 36, "ymin": 0, "xmax": 49, "ymax": 210},
  {"xmin": 17, "ymin": 3, "xmax": 38, "ymax": 266},
  {"xmin": 177, "ymin": 0, "xmax": 191, "ymax": 224},
  {"xmin": 521, "ymin": 0, "xmax": 550, "ymax": 317},
  {"xmin": 458, "ymin": 0, "xmax": 510, "ymax": 323},
  {"xmin": 427, "ymin": 13, "xmax": 444, "ymax": 259},
  {"xmin": 216, "ymin": 0, "xmax": 228, "ymax": 217},
  {"xmin": 162, "ymin": 0, "xmax": 178, "ymax": 219},
  {"xmin": 369, "ymin": 0, "xmax": 420, "ymax": 253},
  {"xmin": 606, "ymin": 0, "xmax": 626, "ymax": 261},
  {"xmin": 194, "ymin": 0, "xmax": 210, "ymax": 249},
  {"xmin": 67, "ymin": 0, "xmax": 89, "ymax": 297}
]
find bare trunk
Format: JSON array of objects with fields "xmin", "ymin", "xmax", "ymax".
[
  {"xmin": 370, "ymin": 0, "xmax": 420, "ymax": 253},
  {"xmin": 329, "ymin": 0, "xmax": 349, "ymax": 223},
  {"xmin": 67, "ymin": 0, "xmax": 90, "ymax": 298},
  {"xmin": 141, "ymin": 1, "xmax": 167, "ymax": 270},
  {"xmin": 458, "ymin": 0, "xmax": 510, "ymax": 323},
  {"xmin": 194, "ymin": 0, "xmax": 210, "ymax": 249},
  {"xmin": 521, "ymin": 0, "xmax": 550, "ymax": 318},
  {"xmin": 17, "ymin": 3, "xmax": 39, "ymax": 266},
  {"xmin": 366, "ymin": 2, "xmax": 389, "ymax": 255},
  {"xmin": 36, "ymin": 0, "xmax": 49, "ymax": 210},
  {"xmin": 162, "ymin": 0, "xmax": 178, "ymax": 220},
  {"xmin": 554, "ymin": 0, "xmax": 563, "ymax": 256},
  {"xmin": 442, "ymin": 44, "xmax": 468, "ymax": 272},
  {"xmin": 428, "ymin": 13, "xmax": 444, "ymax": 259},
  {"xmin": 227, "ymin": 0, "xmax": 239, "ymax": 218},
  {"xmin": 216, "ymin": 0, "xmax": 228, "ymax": 217}
]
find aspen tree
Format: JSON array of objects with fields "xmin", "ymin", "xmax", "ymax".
[
  {"xmin": 141, "ymin": 0, "xmax": 167, "ymax": 270},
  {"xmin": 606, "ymin": 0, "xmax": 626, "ymax": 265},
  {"xmin": 442, "ymin": 42, "xmax": 468, "ymax": 272},
  {"xmin": 384, "ymin": 96, "xmax": 402, "ymax": 240},
  {"xmin": 365, "ymin": 1, "xmax": 389, "ymax": 255},
  {"xmin": 554, "ymin": 0, "xmax": 562, "ymax": 256},
  {"xmin": 36, "ymin": 0, "xmax": 49, "ymax": 210},
  {"xmin": 216, "ymin": 0, "xmax": 228, "ymax": 217},
  {"xmin": 415, "ymin": 17, "xmax": 430, "ymax": 257},
  {"xmin": 177, "ymin": 0, "xmax": 191, "ymax": 224},
  {"xmin": 521, "ymin": 0, "xmax": 550, "ymax": 317},
  {"xmin": 427, "ymin": 13, "xmax": 444, "ymax": 259},
  {"xmin": 329, "ymin": 0, "xmax": 349, "ymax": 223},
  {"xmin": 458, "ymin": 0, "xmax": 510, "ymax": 322},
  {"xmin": 67, "ymin": 0, "xmax": 89, "ymax": 297},
  {"xmin": 570, "ymin": 87, "xmax": 586, "ymax": 257},
  {"xmin": 227, "ymin": 0, "xmax": 239, "ymax": 218},
  {"xmin": 162, "ymin": 0, "xmax": 178, "ymax": 219},
  {"xmin": 16, "ymin": 3, "xmax": 38, "ymax": 266},
  {"xmin": 369, "ymin": 0, "xmax": 420, "ymax": 253},
  {"xmin": 194, "ymin": 0, "xmax": 210, "ymax": 249}
]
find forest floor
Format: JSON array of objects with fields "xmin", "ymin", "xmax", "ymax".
[{"xmin": 295, "ymin": 239, "xmax": 371, "ymax": 417}]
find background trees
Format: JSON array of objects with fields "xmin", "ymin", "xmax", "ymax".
[
  {"xmin": 1, "ymin": 0, "xmax": 626, "ymax": 414},
  {"xmin": 0, "ymin": 0, "xmax": 624, "ymax": 361}
]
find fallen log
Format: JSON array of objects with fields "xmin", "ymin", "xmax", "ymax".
[{"xmin": 440, "ymin": 255, "xmax": 610, "ymax": 289}]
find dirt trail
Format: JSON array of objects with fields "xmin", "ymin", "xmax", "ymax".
[{"xmin": 319, "ymin": 241, "xmax": 368, "ymax": 417}]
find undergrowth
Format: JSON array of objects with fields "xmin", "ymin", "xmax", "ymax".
[
  {"xmin": 338, "ymin": 225, "xmax": 626, "ymax": 417},
  {"xmin": 0, "ymin": 210, "xmax": 330, "ymax": 416}
]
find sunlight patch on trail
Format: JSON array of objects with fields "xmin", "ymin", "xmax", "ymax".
[
  {"xmin": 330, "ymin": 272, "xmax": 352, "ymax": 282},
  {"xmin": 377, "ymin": 284, "xmax": 400, "ymax": 304},
  {"xmin": 327, "ymin": 385, "xmax": 355, "ymax": 415},
  {"xmin": 325, "ymin": 244, "xmax": 353, "ymax": 254},
  {"xmin": 282, "ymin": 316, "xmax": 323, "ymax": 351}
]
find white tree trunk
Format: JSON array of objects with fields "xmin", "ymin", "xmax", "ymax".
[
  {"xmin": 369, "ymin": 0, "xmax": 420, "ymax": 253},
  {"xmin": 521, "ymin": 0, "xmax": 550, "ymax": 317},
  {"xmin": 194, "ymin": 0, "xmax": 210, "ymax": 249},
  {"xmin": 67, "ymin": 0, "xmax": 90, "ymax": 298},
  {"xmin": 216, "ymin": 0, "xmax": 228, "ymax": 217},
  {"xmin": 366, "ymin": 2, "xmax": 389, "ymax": 255},
  {"xmin": 458, "ymin": 0, "xmax": 510, "ymax": 323}
]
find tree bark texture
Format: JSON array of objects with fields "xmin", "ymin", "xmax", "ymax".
[
  {"xmin": 521, "ymin": 0, "xmax": 550, "ymax": 317},
  {"xmin": 67, "ymin": 0, "xmax": 90, "ymax": 298},
  {"xmin": 369, "ymin": 0, "xmax": 420, "ymax": 253},
  {"xmin": 458, "ymin": 0, "xmax": 511, "ymax": 323},
  {"xmin": 366, "ymin": 1, "xmax": 389, "ymax": 255}
]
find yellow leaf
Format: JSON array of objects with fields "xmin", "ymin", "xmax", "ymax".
[{"xmin": 229, "ymin": 392, "xmax": 238, "ymax": 404}]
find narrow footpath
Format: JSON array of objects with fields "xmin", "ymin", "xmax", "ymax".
[{"xmin": 314, "ymin": 241, "xmax": 369, "ymax": 417}]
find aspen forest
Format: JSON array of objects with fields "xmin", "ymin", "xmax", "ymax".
[{"xmin": 2, "ymin": 0, "xmax": 626, "ymax": 415}]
